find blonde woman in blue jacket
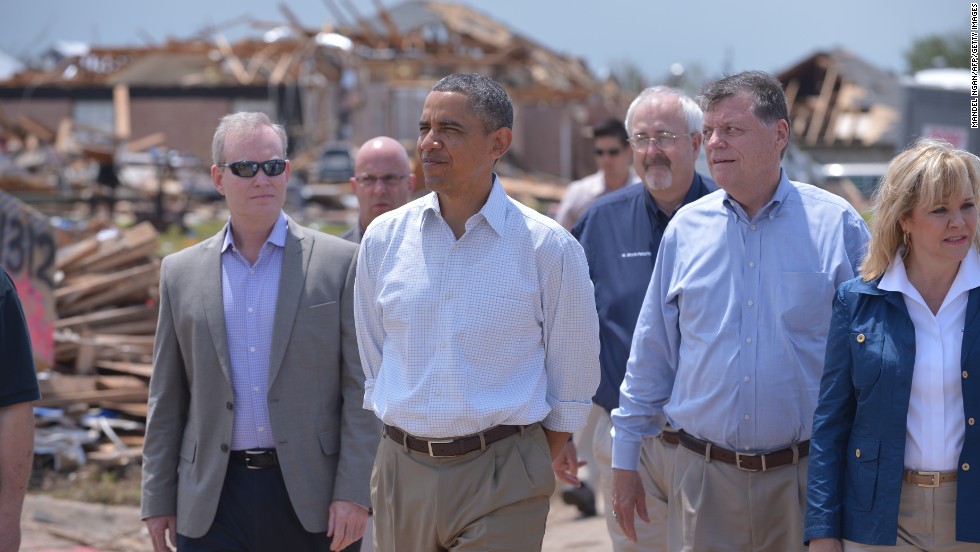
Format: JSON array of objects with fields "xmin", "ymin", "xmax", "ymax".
[{"xmin": 806, "ymin": 138, "xmax": 980, "ymax": 551}]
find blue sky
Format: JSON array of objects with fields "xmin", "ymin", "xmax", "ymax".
[{"xmin": 3, "ymin": 0, "xmax": 964, "ymax": 81}]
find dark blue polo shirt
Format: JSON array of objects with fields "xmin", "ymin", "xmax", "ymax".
[{"xmin": 572, "ymin": 173, "xmax": 716, "ymax": 412}]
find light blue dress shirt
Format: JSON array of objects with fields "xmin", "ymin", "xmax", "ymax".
[
  {"xmin": 221, "ymin": 212, "xmax": 287, "ymax": 450},
  {"xmin": 355, "ymin": 177, "xmax": 600, "ymax": 438},
  {"xmin": 612, "ymin": 172, "xmax": 870, "ymax": 470}
]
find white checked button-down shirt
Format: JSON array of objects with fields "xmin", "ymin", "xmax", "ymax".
[
  {"xmin": 355, "ymin": 177, "xmax": 600, "ymax": 439},
  {"xmin": 222, "ymin": 212, "xmax": 287, "ymax": 450}
]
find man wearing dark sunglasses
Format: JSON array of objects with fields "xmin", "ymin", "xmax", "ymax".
[
  {"xmin": 341, "ymin": 137, "xmax": 415, "ymax": 244},
  {"xmin": 555, "ymin": 117, "xmax": 636, "ymax": 230},
  {"xmin": 142, "ymin": 111, "xmax": 378, "ymax": 552}
]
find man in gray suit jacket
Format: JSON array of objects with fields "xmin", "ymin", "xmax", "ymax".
[{"xmin": 141, "ymin": 112, "xmax": 378, "ymax": 552}]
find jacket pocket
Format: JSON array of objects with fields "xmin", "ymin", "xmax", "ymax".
[
  {"xmin": 850, "ymin": 332, "xmax": 884, "ymax": 388},
  {"xmin": 179, "ymin": 437, "xmax": 197, "ymax": 463},
  {"xmin": 318, "ymin": 429, "xmax": 340, "ymax": 456},
  {"xmin": 844, "ymin": 436, "xmax": 880, "ymax": 512}
]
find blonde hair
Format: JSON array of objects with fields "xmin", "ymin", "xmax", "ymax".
[{"xmin": 860, "ymin": 138, "xmax": 980, "ymax": 280}]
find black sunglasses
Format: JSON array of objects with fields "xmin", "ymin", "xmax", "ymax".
[{"xmin": 218, "ymin": 159, "xmax": 287, "ymax": 177}]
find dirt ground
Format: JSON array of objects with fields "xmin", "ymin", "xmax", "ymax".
[{"xmin": 20, "ymin": 488, "xmax": 613, "ymax": 551}]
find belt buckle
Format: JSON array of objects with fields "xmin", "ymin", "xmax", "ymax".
[
  {"xmin": 917, "ymin": 471, "xmax": 941, "ymax": 488},
  {"xmin": 735, "ymin": 451, "xmax": 764, "ymax": 472},
  {"xmin": 244, "ymin": 449, "xmax": 271, "ymax": 470},
  {"xmin": 426, "ymin": 438, "xmax": 455, "ymax": 457}
]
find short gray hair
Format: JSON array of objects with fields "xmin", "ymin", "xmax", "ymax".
[
  {"xmin": 212, "ymin": 111, "xmax": 288, "ymax": 165},
  {"xmin": 625, "ymin": 86, "xmax": 703, "ymax": 136}
]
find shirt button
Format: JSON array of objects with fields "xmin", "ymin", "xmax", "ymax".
[
  {"xmin": 250, "ymin": 346, "xmax": 256, "ymax": 353},
  {"xmin": 744, "ymin": 376, "xmax": 750, "ymax": 382},
  {"xmin": 248, "ymin": 307, "xmax": 254, "ymax": 313},
  {"xmin": 748, "ymin": 261, "xmax": 756, "ymax": 268},
  {"xmin": 969, "ymin": 417, "xmax": 975, "ymax": 426},
  {"xmin": 743, "ymin": 414, "xmax": 750, "ymax": 420},
  {"xmin": 221, "ymin": 444, "xmax": 229, "ymax": 452},
  {"xmin": 745, "ymin": 338, "xmax": 752, "ymax": 344},
  {"xmin": 964, "ymin": 463, "xmax": 971, "ymax": 471},
  {"xmin": 226, "ymin": 402, "xmax": 234, "ymax": 410},
  {"xmin": 747, "ymin": 300, "xmax": 753, "ymax": 307},
  {"xmin": 855, "ymin": 449, "xmax": 861, "ymax": 458},
  {"xmin": 258, "ymin": 427, "xmax": 265, "ymax": 432},
  {"xmin": 446, "ymin": 293, "xmax": 452, "ymax": 299},
  {"xmin": 750, "ymin": 224, "xmax": 756, "ymax": 230},
  {"xmin": 964, "ymin": 371, "xmax": 970, "ymax": 379},
  {"xmin": 253, "ymin": 387, "xmax": 260, "ymax": 392},
  {"xmin": 856, "ymin": 334, "xmax": 865, "ymax": 343}
]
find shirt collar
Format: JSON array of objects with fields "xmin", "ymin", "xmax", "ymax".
[
  {"xmin": 722, "ymin": 169, "xmax": 789, "ymax": 223},
  {"xmin": 222, "ymin": 210, "xmax": 289, "ymax": 252},
  {"xmin": 879, "ymin": 246, "xmax": 980, "ymax": 302},
  {"xmin": 419, "ymin": 174, "xmax": 509, "ymax": 237},
  {"xmin": 645, "ymin": 172, "xmax": 706, "ymax": 226}
]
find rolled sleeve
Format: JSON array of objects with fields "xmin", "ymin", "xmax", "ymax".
[
  {"xmin": 541, "ymin": 237, "xmax": 600, "ymax": 432},
  {"xmin": 612, "ymin": 232, "xmax": 678, "ymax": 470}
]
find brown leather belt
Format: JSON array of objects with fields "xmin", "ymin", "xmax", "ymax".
[
  {"xmin": 229, "ymin": 448, "xmax": 279, "ymax": 469},
  {"xmin": 677, "ymin": 430, "xmax": 808, "ymax": 472},
  {"xmin": 660, "ymin": 428, "xmax": 680, "ymax": 445},
  {"xmin": 384, "ymin": 424, "xmax": 524, "ymax": 458},
  {"xmin": 903, "ymin": 469, "xmax": 957, "ymax": 487}
]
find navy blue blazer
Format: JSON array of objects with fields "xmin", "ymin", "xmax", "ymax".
[{"xmin": 804, "ymin": 276, "xmax": 980, "ymax": 545}]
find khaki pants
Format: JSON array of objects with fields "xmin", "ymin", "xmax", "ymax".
[
  {"xmin": 593, "ymin": 410, "xmax": 674, "ymax": 551},
  {"xmin": 843, "ymin": 480, "xmax": 980, "ymax": 552},
  {"xmin": 371, "ymin": 423, "xmax": 554, "ymax": 552},
  {"xmin": 669, "ymin": 440, "xmax": 808, "ymax": 552}
]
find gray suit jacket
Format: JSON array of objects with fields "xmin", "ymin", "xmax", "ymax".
[{"xmin": 140, "ymin": 217, "xmax": 378, "ymax": 537}]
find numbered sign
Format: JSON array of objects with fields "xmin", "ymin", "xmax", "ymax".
[{"xmin": 0, "ymin": 189, "xmax": 56, "ymax": 371}]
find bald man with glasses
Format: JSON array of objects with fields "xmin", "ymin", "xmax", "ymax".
[
  {"xmin": 142, "ymin": 111, "xmax": 379, "ymax": 552},
  {"xmin": 342, "ymin": 137, "xmax": 416, "ymax": 244}
]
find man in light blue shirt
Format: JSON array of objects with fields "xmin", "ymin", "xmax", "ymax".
[{"xmin": 610, "ymin": 71, "xmax": 870, "ymax": 551}]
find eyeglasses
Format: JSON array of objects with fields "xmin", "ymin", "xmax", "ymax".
[
  {"xmin": 594, "ymin": 148, "xmax": 623, "ymax": 157},
  {"xmin": 355, "ymin": 174, "xmax": 409, "ymax": 188},
  {"xmin": 629, "ymin": 131, "xmax": 681, "ymax": 151},
  {"xmin": 218, "ymin": 159, "xmax": 287, "ymax": 178}
]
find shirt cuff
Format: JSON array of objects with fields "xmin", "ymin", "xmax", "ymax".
[{"xmin": 611, "ymin": 436, "xmax": 642, "ymax": 471}]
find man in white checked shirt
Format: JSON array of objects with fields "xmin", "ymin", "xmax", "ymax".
[{"xmin": 354, "ymin": 73, "xmax": 601, "ymax": 551}]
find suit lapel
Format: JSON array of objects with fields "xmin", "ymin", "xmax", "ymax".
[
  {"xmin": 204, "ymin": 225, "xmax": 234, "ymax": 384},
  {"xmin": 268, "ymin": 220, "xmax": 309, "ymax": 387}
]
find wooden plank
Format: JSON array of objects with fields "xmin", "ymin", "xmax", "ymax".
[
  {"xmin": 56, "ymin": 305, "xmax": 157, "ymax": 329},
  {"xmin": 74, "ymin": 327, "xmax": 97, "ymax": 375},
  {"xmin": 56, "ymin": 237, "xmax": 100, "ymax": 271},
  {"xmin": 97, "ymin": 360, "xmax": 153, "ymax": 378},
  {"xmin": 79, "ymin": 240, "xmax": 158, "ymax": 273},
  {"xmin": 125, "ymin": 132, "xmax": 166, "ymax": 152},
  {"xmin": 805, "ymin": 62, "xmax": 839, "ymax": 146},
  {"xmin": 113, "ymin": 84, "xmax": 131, "ymax": 140},
  {"xmin": 15, "ymin": 114, "xmax": 55, "ymax": 143},
  {"xmin": 56, "ymin": 264, "xmax": 157, "ymax": 308},
  {"xmin": 34, "ymin": 387, "xmax": 148, "ymax": 407},
  {"xmin": 72, "ymin": 221, "xmax": 158, "ymax": 272},
  {"xmin": 60, "ymin": 270, "xmax": 158, "ymax": 314},
  {"xmin": 91, "ymin": 319, "xmax": 158, "ymax": 335}
]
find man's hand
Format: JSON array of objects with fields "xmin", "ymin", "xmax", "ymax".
[
  {"xmin": 145, "ymin": 515, "xmax": 177, "ymax": 552},
  {"xmin": 327, "ymin": 500, "xmax": 368, "ymax": 551},
  {"xmin": 808, "ymin": 538, "xmax": 843, "ymax": 552},
  {"xmin": 612, "ymin": 468, "xmax": 649, "ymax": 543},
  {"xmin": 541, "ymin": 428, "xmax": 571, "ymax": 461},
  {"xmin": 552, "ymin": 440, "xmax": 587, "ymax": 487}
]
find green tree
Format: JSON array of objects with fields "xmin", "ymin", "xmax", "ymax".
[{"xmin": 904, "ymin": 33, "xmax": 971, "ymax": 73}]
